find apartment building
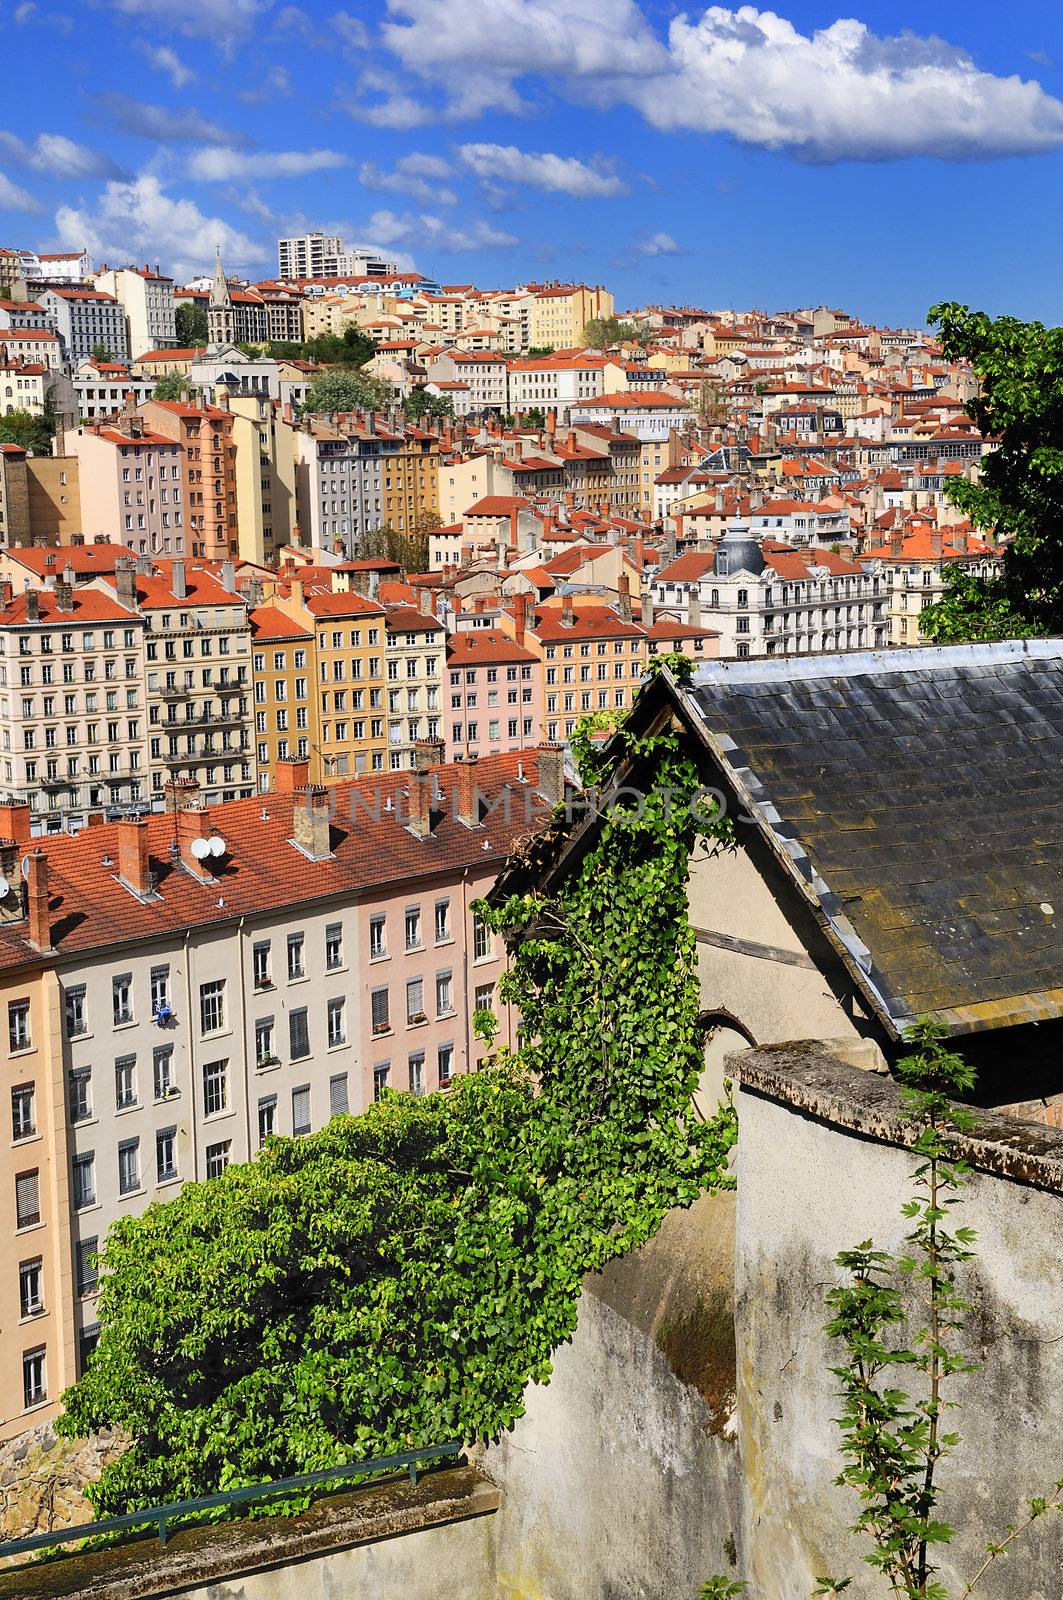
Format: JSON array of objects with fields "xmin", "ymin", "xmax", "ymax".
[
  {"xmin": 0, "ymin": 356, "xmax": 47, "ymax": 417},
  {"xmin": 277, "ymin": 233, "xmax": 343, "ymax": 279},
  {"xmin": 294, "ymin": 417, "xmax": 393, "ymax": 553},
  {"xmin": 424, "ymin": 352, "xmax": 507, "ymax": 413},
  {"xmin": 0, "ymin": 445, "xmax": 28, "ymax": 546},
  {"xmin": 227, "ymin": 393, "xmax": 298, "ymax": 567},
  {"xmin": 383, "ymin": 423, "xmax": 441, "ymax": 532},
  {"xmin": 444, "ymin": 629, "xmax": 542, "ymax": 763},
  {"xmin": 93, "ymin": 558, "xmax": 256, "ymax": 809},
  {"xmin": 860, "ymin": 527, "xmax": 1000, "ymax": 646},
  {"xmin": 142, "ymin": 399, "xmax": 238, "ymax": 562},
  {"xmin": 0, "ymin": 329, "xmax": 62, "ymax": 370},
  {"xmin": 273, "ymin": 586, "xmax": 389, "ymax": 778},
  {"xmin": 249, "ymin": 606, "xmax": 313, "ymax": 791},
  {"xmin": 67, "ymin": 412, "xmax": 186, "ymax": 557},
  {"xmin": 73, "ymin": 358, "xmax": 154, "ymax": 421},
  {"xmin": 507, "ymin": 354, "xmax": 610, "ymax": 412},
  {"xmin": 0, "ymin": 583, "xmax": 149, "ymax": 828},
  {"xmin": 383, "ymin": 606, "xmax": 445, "ymax": 771},
  {"xmin": 568, "ymin": 390, "xmax": 688, "ymax": 442},
  {"xmin": 0, "ymin": 746, "xmax": 563, "ymax": 1434},
  {"xmin": 654, "ymin": 527, "xmax": 888, "ymax": 657},
  {"xmin": 749, "ymin": 499, "xmax": 852, "ymax": 547},
  {"xmin": 94, "ymin": 268, "xmax": 177, "ymax": 360},
  {"xmin": 527, "ymin": 283, "xmax": 614, "ymax": 349},
  {"xmin": 39, "ymin": 288, "xmax": 128, "ymax": 365}
]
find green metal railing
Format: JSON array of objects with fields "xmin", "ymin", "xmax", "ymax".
[{"xmin": 0, "ymin": 1440, "xmax": 464, "ymax": 1562}]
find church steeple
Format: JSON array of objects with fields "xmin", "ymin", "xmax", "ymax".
[{"xmin": 207, "ymin": 246, "xmax": 235, "ymax": 349}]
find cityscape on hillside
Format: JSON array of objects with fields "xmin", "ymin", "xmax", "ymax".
[{"xmin": 0, "ymin": 4, "xmax": 1061, "ymax": 1596}]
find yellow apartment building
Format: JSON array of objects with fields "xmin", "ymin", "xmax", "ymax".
[
  {"xmin": 383, "ymin": 424, "xmax": 441, "ymax": 533},
  {"xmin": 249, "ymin": 605, "xmax": 314, "ymax": 792},
  {"xmin": 273, "ymin": 584, "xmax": 389, "ymax": 778},
  {"xmin": 527, "ymin": 284, "xmax": 615, "ymax": 350},
  {"xmin": 227, "ymin": 393, "xmax": 298, "ymax": 568}
]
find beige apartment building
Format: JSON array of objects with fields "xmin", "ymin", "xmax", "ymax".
[
  {"xmin": 0, "ymin": 583, "xmax": 149, "ymax": 829},
  {"xmin": 0, "ymin": 748, "xmax": 564, "ymax": 1435},
  {"xmin": 249, "ymin": 605, "xmax": 313, "ymax": 791},
  {"xmin": 273, "ymin": 586, "xmax": 389, "ymax": 778},
  {"xmin": 383, "ymin": 605, "xmax": 445, "ymax": 771},
  {"xmin": 527, "ymin": 284, "xmax": 614, "ymax": 350},
  {"xmin": 141, "ymin": 398, "xmax": 237, "ymax": 562},
  {"xmin": 94, "ymin": 268, "xmax": 177, "ymax": 361},
  {"xmin": 860, "ymin": 527, "xmax": 1001, "ymax": 646},
  {"xmin": 227, "ymin": 393, "xmax": 298, "ymax": 567}
]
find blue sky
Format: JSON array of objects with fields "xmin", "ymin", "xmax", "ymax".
[{"xmin": 2, "ymin": 0, "xmax": 1063, "ymax": 325}]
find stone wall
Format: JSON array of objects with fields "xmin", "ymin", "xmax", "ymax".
[
  {"xmin": 735, "ymin": 1045, "xmax": 1063, "ymax": 1600},
  {"xmin": 0, "ymin": 1424, "xmax": 124, "ymax": 1554}
]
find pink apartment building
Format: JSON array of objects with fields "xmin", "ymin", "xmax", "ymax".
[
  {"xmin": 67, "ymin": 414, "xmax": 186, "ymax": 557},
  {"xmin": 444, "ymin": 629, "xmax": 543, "ymax": 764}
]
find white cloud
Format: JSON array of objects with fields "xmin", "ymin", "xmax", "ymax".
[
  {"xmin": 188, "ymin": 147, "xmax": 349, "ymax": 181},
  {"xmin": 347, "ymin": 90, "xmax": 439, "ymax": 130},
  {"xmin": 375, "ymin": 0, "xmax": 1063, "ymax": 162},
  {"xmin": 332, "ymin": 9, "xmax": 369, "ymax": 49},
  {"xmin": 359, "ymin": 157, "xmax": 458, "ymax": 206},
  {"xmin": 636, "ymin": 230, "xmax": 679, "ymax": 257},
  {"xmin": 14, "ymin": 2, "xmax": 37, "ymax": 20},
  {"xmin": 95, "ymin": 92, "xmax": 248, "ymax": 147},
  {"xmin": 0, "ymin": 173, "xmax": 42, "ymax": 213},
  {"xmin": 459, "ymin": 142, "xmax": 626, "ymax": 197},
  {"xmin": 141, "ymin": 44, "xmax": 195, "ymax": 89},
  {"xmin": 239, "ymin": 66, "xmax": 292, "ymax": 103},
  {"xmin": 0, "ymin": 131, "xmax": 122, "ymax": 179},
  {"xmin": 102, "ymin": 0, "xmax": 269, "ymax": 41},
  {"xmin": 54, "ymin": 175, "xmax": 267, "ymax": 280},
  {"xmin": 365, "ymin": 208, "xmax": 518, "ymax": 252}
]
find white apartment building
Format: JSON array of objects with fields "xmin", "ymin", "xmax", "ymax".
[
  {"xmin": 507, "ymin": 355, "xmax": 609, "ymax": 413},
  {"xmin": 654, "ymin": 526, "xmax": 888, "ymax": 658},
  {"xmin": 73, "ymin": 359, "xmax": 154, "ymax": 421},
  {"xmin": 425, "ymin": 353, "xmax": 508, "ymax": 413},
  {"xmin": 569, "ymin": 390, "xmax": 688, "ymax": 441},
  {"xmin": 94, "ymin": 268, "xmax": 177, "ymax": 361},
  {"xmin": 294, "ymin": 421, "xmax": 392, "ymax": 553},
  {"xmin": 39, "ymin": 288, "xmax": 129, "ymax": 365},
  {"xmin": 277, "ymin": 233, "xmax": 343, "ymax": 279},
  {"xmin": 749, "ymin": 499, "xmax": 852, "ymax": 547},
  {"xmin": 0, "ymin": 582, "xmax": 149, "ymax": 829},
  {"xmin": 383, "ymin": 606, "xmax": 445, "ymax": 771}
]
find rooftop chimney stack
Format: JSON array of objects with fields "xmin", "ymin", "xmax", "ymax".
[
  {"xmin": 116, "ymin": 818, "xmax": 153, "ymax": 899},
  {"xmin": 171, "ymin": 559, "xmax": 187, "ymax": 600},
  {"xmin": 536, "ymin": 744, "xmax": 565, "ymax": 808},
  {"xmin": 407, "ymin": 771, "xmax": 433, "ymax": 837},
  {"xmin": 292, "ymin": 785, "xmax": 333, "ymax": 860},
  {"xmin": 617, "ymin": 572, "xmax": 632, "ymax": 623},
  {"xmin": 25, "ymin": 848, "xmax": 52, "ymax": 952},
  {"xmin": 275, "ymin": 756, "xmax": 310, "ymax": 794},
  {"xmin": 413, "ymin": 737, "xmax": 445, "ymax": 774},
  {"xmin": 561, "ymin": 593, "xmax": 575, "ymax": 628},
  {"xmin": 455, "ymin": 753, "xmax": 480, "ymax": 827}
]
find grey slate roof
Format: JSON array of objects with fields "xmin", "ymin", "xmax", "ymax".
[{"xmin": 678, "ymin": 640, "xmax": 1063, "ymax": 1036}]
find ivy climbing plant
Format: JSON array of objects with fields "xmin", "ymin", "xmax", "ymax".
[{"xmin": 60, "ymin": 667, "xmax": 737, "ymax": 1518}]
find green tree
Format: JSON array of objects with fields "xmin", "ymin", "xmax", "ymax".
[
  {"xmin": 583, "ymin": 316, "xmax": 629, "ymax": 350},
  {"xmin": 401, "ymin": 390, "xmax": 454, "ymax": 421},
  {"xmin": 91, "ymin": 341, "xmax": 113, "ymax": 364},
  {"xmin": 526, "ymin": 345, "xmax": 556, "ymax": 358},
  {"xmin": 58, "ymin": 703, "xmax": 736, "ymax": 1516},
  {"xmin": 924, "ymin": 302, "xmax": 1063, "ymax": 635},
  {"xmin": 300, "ymin": 368, "xmax": 395, "ymax": 416},
  {"xmin": 919, "ymin": 569, "xmax": 1035, "ymax": 645},
  {"xmin": 151, "ymin": 371, "xmax": 191, "ymax": 402},
  {"xmin": 0, "ymin": 405, "xmax": 53, "ymax": 455},
  {"xmin": 520, "ymin": 406, "xmax": 547, "ymax": 429},
  {"xmin": 174, "ymin": 302, "xmax": 208, "ymax": 348}
]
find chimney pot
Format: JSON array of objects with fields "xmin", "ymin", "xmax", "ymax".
[{"xmin": 407, "ymin": 771, "xmax": 434, "ymax": 837}]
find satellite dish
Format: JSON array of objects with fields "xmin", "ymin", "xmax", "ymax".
[
  {"xmin": 190, "ymin": 837, "xmax": 211, "ymax": 861},
  {"xmin": 0, "ymin": 878, "xmax": 9, "ymax": 899},
  {"xmin": 20, "ymin": 854, "xmax": 32, "ymax": 881},
  {"xmin": 207, "ymin": 836, "xmax": 225, "ymax": 858}
]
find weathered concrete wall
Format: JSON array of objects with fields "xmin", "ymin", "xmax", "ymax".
[
  {"xmin": 481, "ymin": 1188, "xmax": 744, "ymax": 1599},
  {"xmin": 735, "ymin": 1046, "xmax": 1063, "ymax": 1600}
]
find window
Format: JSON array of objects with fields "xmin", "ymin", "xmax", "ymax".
[
  {"xmin": 369, "ymin": 915, "xmax": 386, "ymax": 959},
  {"xmin": 325, "ymin": 923, "xmax": 343, "ymax": 971},
  {"xmin": 434, "ymin": 898, "xmax": 450, "ymax": 942},
  {"xmin": 253, "ymin": 941, "xmax": 271, "ymax": 988},
  {"xmin": 255, "ymin": 1016, "xmax": 276, "ymax": 1067},
  {"xmin": 292, "ymin": 1085, "xmax": 311, "ymax": 1136},
  {"xmin": 153, "ymin": 1047, "xmax": 175, "ymax": 1101},
  {"xmin": 19, "ymin": 1258, "xmax": 43, "ymax": 1318},
  {"xmin": 474, "ymin": 982, "xmax": 493, "ymax": 1015},
  {"xmin": 78, "ymin": 1325, "xmax": 100, "ymax": 1376},
  {"xmin": 16, "ymin": 1169, "xmax": 40, "ymax": 1229},
  {"xmin": 65, "ymin": 984, "xmax": 87, "ymax": 1038},
  {"xmin": 199, "ymin": 979, "xmax": 225, "ymax": 1036},
  {"xmin": 408, "ymin": 1052, "xmax": 425, "ymax": 1096},
  {"xmin": 436, "ymin": 971, "xmax": 453, "ymax": 1016},
  {"xmin": 257, "ymin": 1095, "xmax": 277, "ymax": 1148},
  {"xmin": 371, "ymin": 987, "xmax": 390, "ymax": 1034},
  {"xmin": 150, "ymin": 965, "xmax": 170, "ymax": 1015},
  {"xmin": 112, "ymin": 974, "xmax": 132, "ymax": 1026},
  {"xmin": 329, "ymin": 1073, "xmax": 349, "ymax": 1117},
  {"xmin": 156, "ymin": 1127, "xmax": 177, "ymax": 1183},
  {"xmin": 289, "ymin": 1007, "xmax": 310, "ymax": 1060},
  {"xmin": 11, "ymin": 1084, "xmax": 35, "ymax": 1141},
  {"xmin": 72, "ymin": 1152, "xmax": 96, "ymax": 1210},
  {"xmin": 23, "ymin": 1349, "xmax": 46, "ymax": 1409},
  {"xmin": 373, "ymin": 1062, "xmax": 389, "ymax": 1100},
  {"xmin": 202, "ymin": 1060, "xmax": 227, "ymax": 1116},
  {"xmin": 8, "ymin": 999, "xmax": 30, "ymax": 1051},
  {"xmin": 205, "ymin": 1141, "xmax": 230, "ymax": 1178},
  {"xmin": 327, "ymin": 997, "xmax": 346, "ymax": 1047},
  {"xmin": 405, "ymin": 906, "xmax": 421, "ymax": 951},
  {"xmin": 68, "ymin": 1066, "xmax": 92, "ymax": 1123},
  {"xmin": 118, "ymin": 1138, "xmax": 140, "ymax": 1195},
  {"xmin": 76, "ymin": 1236, "xmax": 98, "ymax": 1296},
  {"xmin": 406, "ymin": 977, "xmax": 425, "ymax": 1024},
  {"xmin": 114, "ymin": 1055, "xmax": 137, "ymax": 1110},
  {"xmin": 473, "ymin": 915, "xmax": 491, "ymax": 961},
  {"xmin": 287, "ymin": 932, "xmax": 305, "ymax": 980},
  {"xmin": 438, "ymin": 1042, "xmax": 454, "ymax": 1086}
]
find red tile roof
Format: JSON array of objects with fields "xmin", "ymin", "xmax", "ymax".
[
  {"xmin": 4, "ymin": 542, "xmax": 130, "ymax": 577},
  {"xmin": 249, "ymin": 605, "xmax": 312, "ymax": 642},
  {"xmin": 446, "ymin": 627, "xmax": 537, "ymax": 665},
  {"xmin": 0, "ymin": 589, "xmax": 139, "ymax": 626},
  {"xmin": 465, "ymin": 496, "xmax": 532, "ymax": 516}
]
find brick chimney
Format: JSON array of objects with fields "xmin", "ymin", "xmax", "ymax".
[
  {"xmin": 0, "ymin": 802, "xmax": 31, "ymax": 845},
  {"xmin": 687, "ymin": 589, "xmax": 702, "ymax": 629},
  {"xmin": 25, "ymin": 590, "xmax": 39, "ymax": 622},
  {"xmin": 292, "ymin": 784, "xmax": 333, "ymax": 860},
  {"xmin": 407, "ymin": 771, "xmax": 433, "ymax": 837},
  {"xmin": 25, "ymin": 848, "xmax": 51, "ymax": 951},
  {"xmin": 413, "ymin": 737, "xmax": 445, "ymax": 774},
  {"xmin": 454, "ymin": 754, "xmax": 479, "ymax": 826},
  {"xmin": 275, "ymin": 756, "xmax": 310, "ymax": 793},
  {"xmin": 535, "ymin": 744, "xmax": 565, "ymax": 807},
  {"xmin": 116, "ymin": 818, "xmax": 153, "ymax": 898},
  {"xmin": 561, "ymin": 593, "xmax": 575, "ymax": 628},
  {"xmin": 617, "ymin": 572, "xmax": 632, "ymax": 623},
  {"xmin": 514, "ymin": 590, "xmax": 530, "ymax": 645}
]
